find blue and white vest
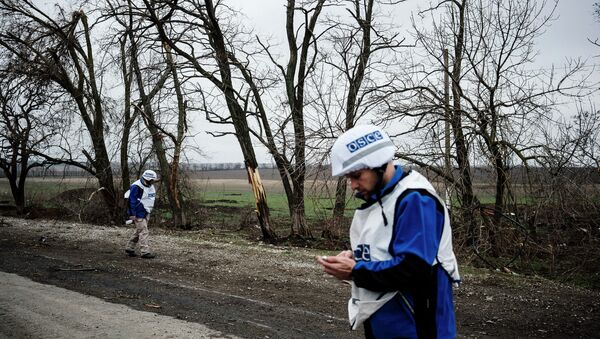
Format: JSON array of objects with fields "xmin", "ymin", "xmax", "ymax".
[
  {"xmin": 125, "ymin": 180, "xmax": 156, "ymax": 214},
  {"xmin": 348, "ymin": 170, "xmax": 460, "ymax": 329}
]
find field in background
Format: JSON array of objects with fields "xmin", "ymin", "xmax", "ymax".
[
  {"xmin": 188, "ymin": 178, "xmax": 363, "ymax": 219},
  {"xmin": 0, "ymin": 170, "xmax": 533, "ymax": 220},
  {"xmin": 0, "ymin": 174, "xmax": 363, "ymax": 221},
  {"xmin": 0, "ymin": 177, "xmax": 98, "ymax": 206}
]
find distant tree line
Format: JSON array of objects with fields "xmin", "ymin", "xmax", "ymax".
[{"xmin": 13, "ymin": 162, "xmax": 279, "ymax": 177}]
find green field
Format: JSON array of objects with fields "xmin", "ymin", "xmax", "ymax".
[
  {"xmin": 195, "ymin": 190, "xmax": 362, "ymax": 219},
  {"xmin": 0, "ymin": 176, "xmax": 572, "ymax": 220},
  {"xmin": 0, "ymin": 177, "xmax": 363, "ymax": 220},
  {"xmin": 189, "ymin": 178, "xmax": 362, "ymax": 219}
]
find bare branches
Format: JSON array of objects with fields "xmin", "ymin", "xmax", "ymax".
[{"xmin": 0, "ymin": 0, "xmax": 122, "ymax": 219}]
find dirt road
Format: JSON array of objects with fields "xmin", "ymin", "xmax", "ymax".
[
  {"xmin": 0, "ymin": 217, "xmax": 599, "ymax": 338},
  {"xmin": 0, "ymin": 272, "xmax": 240, "ymax": 339}
]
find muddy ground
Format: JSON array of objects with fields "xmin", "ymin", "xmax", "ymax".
[{"xmin": 0, "ymin": 217, "xmax": 599, "ymax": 338}]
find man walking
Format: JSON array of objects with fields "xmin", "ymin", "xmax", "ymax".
[
  {"xmin": 125, "ymin": 169, "xmax": 159, "ymax": 259},
  {"xmin": 317, "ymin": 125, "xmax": 460, "ymax": 338}
]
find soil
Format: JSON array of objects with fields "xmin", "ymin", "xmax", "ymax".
[{"xmin": 1, "ymin": 216, "xmax": 599, "ymax": 338}]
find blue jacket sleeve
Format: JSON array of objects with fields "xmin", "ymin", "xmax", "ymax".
[
  {"xmin": 128, "ymin": 185, "xmax": 147, "ymax": 218},
  {"xmin": 352, "ymin": 190, "xmax": 445, "ymax": 292}
]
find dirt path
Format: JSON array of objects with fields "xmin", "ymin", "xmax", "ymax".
[
  {"xmin": 0, "ymin": 217, "xmax": 599, "ymax": 338},
  {"xmin": 0, "ymin": 272, "xmax": 240, "ymax": 339}
]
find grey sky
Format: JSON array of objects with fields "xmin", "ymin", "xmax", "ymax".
[
  {"xmin": 194, "ymin": 0, "xmax": 599, "ymax": 164},
  {"xmin": 538, "ymin": 0, "xmax": 599, "ymax": 64}
]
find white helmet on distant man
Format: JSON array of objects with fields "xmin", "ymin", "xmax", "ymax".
[
  {"xmin": 331, "ymin": 124, "xmax": 396, "ymax": 177},
  {"xmin": 142, "ymin": 169, "xmax": 158, "ymax": 182}
]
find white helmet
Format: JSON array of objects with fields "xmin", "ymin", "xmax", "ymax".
[
  {"xmin": 142, "ymin": 169, "xmax": 158, "ymax": 181},
  {"xmin": 331, "ymin": 124, "xmax": 396, "ymax": 177}
]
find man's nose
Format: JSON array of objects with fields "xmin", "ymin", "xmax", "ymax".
[{"xmin": 349, "ymin": 179, "xmax": 359, "ymax": 191}]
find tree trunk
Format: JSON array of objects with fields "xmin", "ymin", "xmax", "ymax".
[
  {"xmin": 119, "ymin": 32, "xmax": 134, "ymax": 196},
  {"xmin": 330, "ymin": 0, "xmax": 372, "ymax": 234},
  {"xmin": 233, "ymin": 127, "xmax": 275, "ymax": 240},
  {"xmin": 94, "ymin": 147, "xmax": 119, "ymax": 222},
  {"xmin": 80, "ymin": 13, "xmax": 120, "ymax": 223},
  {"xmin": 492, "ymin": 147, "xmax": 507, "ymax": 221},
  {"xmin": 324, "ymin": 177, "xmax": 348, "ymax": 239},
  {"xmin": 451, "ymin": 101, "xmax": 477, "ymax": 245},
  {"xmin": 14, "ymin": 187, "xmax": 25, "ymax": 214},
  {"xmin": 490, "ymin": 145, "xmax": 508, "ymax": 256},
  {"xmin": 128, "ymin": 13, "xmax": 187, "ymax": 228},
  {"xmin": 7, "ymin": 174, "xmax": 25, "ymax": 215},
  {"xmin": 291, "ymin": 177, "xmax": 311, "ymax": 237},
  {"xmin": 247, "ymin": 165, "xmax": 276, "ymax": 241},
  {"xmin": 332, "ymin": 177, "xmax": 348, "ymax": 220},
  {"xmin": 164, "ymin": 42, "xmax": 188, "ymax": 228},
  {"xmin": 205, "ymin": 0, "xmax": 276, "ymax": 240},
  {"xmin": 451, "ymin": 0, "xmax": 478, "ymax": 245},
  {"xmin": 281, "ymin": 0, "xmax": 325, "ymax": 238}
]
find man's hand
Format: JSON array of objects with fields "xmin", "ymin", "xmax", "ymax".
[
  {"xmin": 316, "ymin": 251, "xmax": 356, "ymax": 281},
  {"xmin": 337, "ymin": 250, "xmax": 353, "ymax": 259}
]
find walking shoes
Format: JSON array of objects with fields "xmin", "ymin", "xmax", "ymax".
[{"xmin": 125, "ymin": 249, "xmax": 155, "ymax": 259}]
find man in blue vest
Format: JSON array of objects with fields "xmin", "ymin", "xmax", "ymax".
[
  {"xmin": 125, "ymin": 169, "xmax": 159, "ymax": 259},
  {"xmin": 316, "ymin": 125, "xmax": 460, "ymax": 338}
]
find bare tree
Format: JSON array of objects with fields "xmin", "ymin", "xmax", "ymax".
[
  {"xmin": 0, "ymin": 0, "xmax": 121, "ymax": 221},
  {"xmin": 453, "ymin": 0, "xmax": 589, "ymax": 220},
  {"xmin": 400, "ymin": 0, "xmax": 591, "ymax": 251},
  {"xmin": 125, "ymin": 1, "xmax": 188, "ymax": 227},
  {"xmin": 523, "ymin": 102, "xmax": 600, "ymax": 249},
  {"xmin": 95, "ymin": 0, "xmax": 194, "ymax": 227},
  {"xmin": 239, "ymin": 0, "xmax": 410, "ymax": 238},
  {"xmin": 0, "ymin": 72, "xmax": 58, "ymax": 213},
  {"xmin": 248, "ymin": 0, "xmax": 329, "ymax": 238},
  {"xmin": 218, "ymin": 0, "xmax": 330, "ymax": 238},
  {"xmin": 381, "ymin": 0, "xmax": 479, "ymax": 245},
  {"xmin": 539, "ymin": 102, "xmax": 600, "ymax": 175},
  {"xmin": 316, "ymin": 0, "xmax": 407, "ymax": 234},
  {"xmin": 140, "ymin": 0, "xmax": 276, "ymax": 240},
  {"xmin": 159, "ymin": 43, "xmax": 190, "ymax": 227}
]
